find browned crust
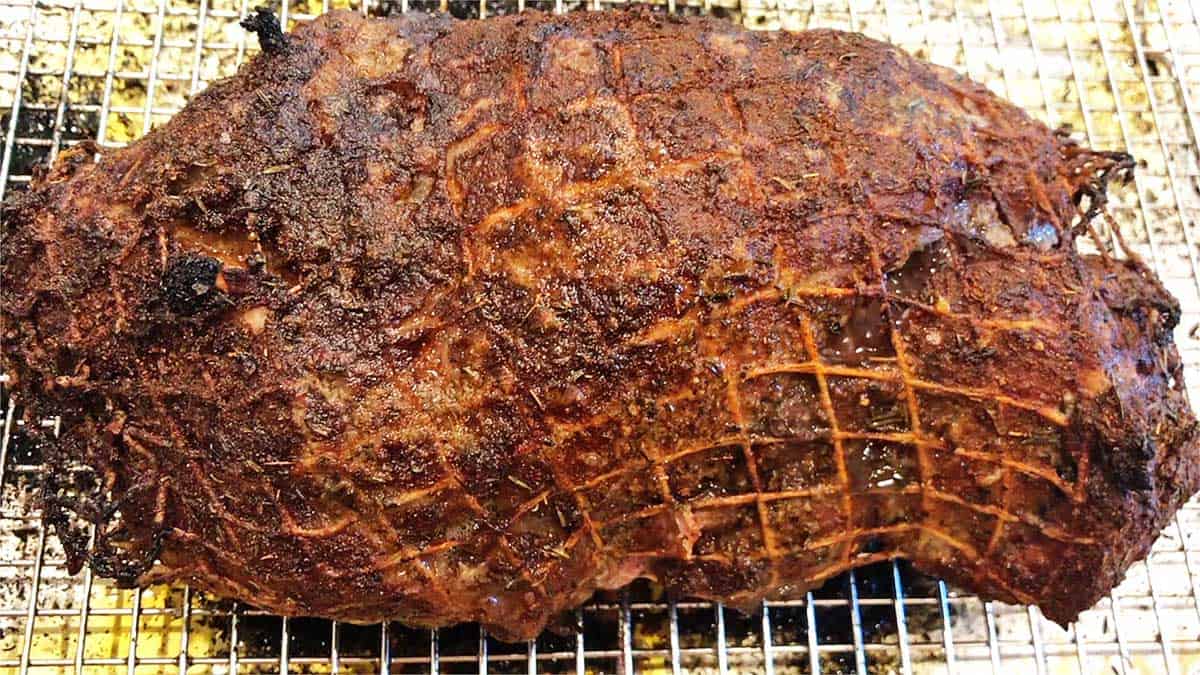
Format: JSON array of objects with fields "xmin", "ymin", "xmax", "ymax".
[{"xmin": 2, "ymin": 9, "xmax": 1197, "ymax": 640}]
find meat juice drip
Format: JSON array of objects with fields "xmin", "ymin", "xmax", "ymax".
[
  {"xmin": 845, "ymin": 439, "xmax": 912, "ymax": 490},
  {"xmin": 821, "ymin": 296, "xmax": 896, "ymax": 365},
  {"xmin": 864, "ymin": 441, "xmax": 905, "ymax": 489},
  {"xmin": 844, "ymin": 438, "xmax": 919, "ymax": 541},
  {"xmin": 885, "ymin": 237, "xmax": 953, "ymax": 306}
]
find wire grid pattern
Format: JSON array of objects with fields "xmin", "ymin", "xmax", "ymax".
[{"xmin": 0, "ymin": 0, "xmax": 1198, "ymax": 672}]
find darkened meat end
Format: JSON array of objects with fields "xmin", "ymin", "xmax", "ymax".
[{"xmin": 2, "ymin": 9, "xmax": 1197, "ymax": 640}]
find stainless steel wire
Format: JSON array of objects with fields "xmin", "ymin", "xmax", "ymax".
[{"xmin": 0, "ymin": 0, "xmax": 1199, "ymax": 672}]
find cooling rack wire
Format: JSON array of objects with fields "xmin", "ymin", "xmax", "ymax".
[{"xmin": 1, "ymin": 0, "xmax": 1199, "ymax": 672}]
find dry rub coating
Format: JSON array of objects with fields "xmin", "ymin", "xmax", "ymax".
[{"xmin": 2, "ymin": 9, "xmax": 1197, "ymax": 639}]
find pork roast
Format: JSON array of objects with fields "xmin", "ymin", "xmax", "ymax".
[{"xmin": 2, "ymin": 8, "xmax": 1198, "ymax": 639}]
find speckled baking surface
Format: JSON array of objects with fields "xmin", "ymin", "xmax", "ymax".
[{"xmin": 1, "ymin": 1, "xmax": 1199, "ymax": 673}]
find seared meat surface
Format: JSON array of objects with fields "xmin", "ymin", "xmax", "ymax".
[{"xmin": 2, "ymin": 9, "xmax": 1197, "ymax": 639}]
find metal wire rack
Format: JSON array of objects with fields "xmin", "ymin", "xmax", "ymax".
[{"xmin": 1, "ymin": 0, "xmax": 1199, "ymax": 672}]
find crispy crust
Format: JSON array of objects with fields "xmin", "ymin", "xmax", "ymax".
[{"xmin": 2, "ymin": 9, "xmax": 1197, "ymax": 639}]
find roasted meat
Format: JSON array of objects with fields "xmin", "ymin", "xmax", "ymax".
[{"xmin": 2, "ymin": 8, "xmax": 1197, "ymax": 640}]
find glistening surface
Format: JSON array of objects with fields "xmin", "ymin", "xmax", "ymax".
[{"xmin": 1, "ymin": 0, "xmax": 1199, "ymax": 673}]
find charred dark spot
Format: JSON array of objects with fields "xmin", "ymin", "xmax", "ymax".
[
  {"xmin": 90, "ymin": 528, "xmax": 167, "ymax": 587},
  {"xmin": 240, "ymin": 7, "xmax": 288, "ymax": 55},
  {"xmin": 1105, "ymin": 435, "xmax": 1155, "ymax": 492},
  {"xmin": 162, "ymin": 254, "xmax": 222, "ymax": 315},
  {"xmin": 1073, "ymin": 149, "xmax": 1135, "ymax": 224}
]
